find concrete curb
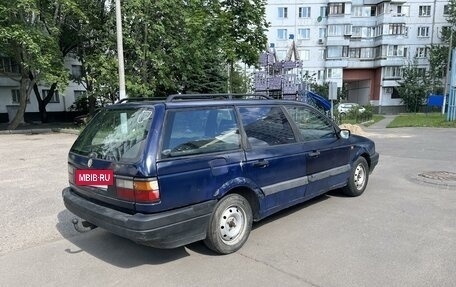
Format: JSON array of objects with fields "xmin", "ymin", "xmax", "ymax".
[{"xmin": 0, "ymin": 128, "xmax": 80, "ymax": 135}]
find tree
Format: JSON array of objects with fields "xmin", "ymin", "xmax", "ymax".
[
  {"xmin": 428, "ymin": 45, "xmax": 447, "ymax": 94},
  {"xmin": 396, "ymin": 61, "xmax": 429, "ymax": 112},
  {"xmin": 427, "ymin": 0, "xmax": 456, "ymax": 95},
  {"xmin": 0, "ymin": 0, "xmax": 80, "ymax": 128},
  {"xmin": 72, "ymin": 0, "xmax": 118, "ymax": 113},
  {"xmin": 215, "ymin": 0, "xmax": 269, "ymax": 92}
]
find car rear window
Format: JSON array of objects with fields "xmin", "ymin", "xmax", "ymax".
[{"xmin": 71, "ymin": 107, "xmax": 153, "ymax": 162}]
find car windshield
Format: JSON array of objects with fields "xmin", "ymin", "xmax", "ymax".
[{"xmin": 71, "ymin": 107, "xmax": 153, "ymax": 162}]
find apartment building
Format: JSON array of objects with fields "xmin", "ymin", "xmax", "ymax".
[
  {"xmin": 266, "ymin": 0, "xmax": 450, "ymax": 112},
  {"xmin": 0, "ymin": 56, "xmax": 85, "ymax": 123}
]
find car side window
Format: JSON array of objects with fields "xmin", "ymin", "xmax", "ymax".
[
  {"xmin": 161, "ymin": 108, "xmax": 240, "ymax": 157},
  {"xmin": 239, "ymin": 106, "xmax": 296, "ymax": 147},
  {"xmin": 285, "ymin": 106, "xmax": 337, "ymax": 141}
]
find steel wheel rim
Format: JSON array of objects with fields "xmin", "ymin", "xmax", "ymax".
[
  {"xmin": 354, "ymin": 163, "xmax": 366, "ymax": 190},
  {"xmin": 219, "ymin": 205, "xmax": 247, "ymax": 245}
]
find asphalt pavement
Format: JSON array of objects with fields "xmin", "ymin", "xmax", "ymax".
[{"xmin": 0, "ymin": 123, "xmax": 455, "ymax": 287}]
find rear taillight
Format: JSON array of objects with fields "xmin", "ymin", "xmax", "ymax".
[
  {"xmin": 116, "ymin": 178, "xmax": 160, "ymax": 203},
  {"xmin": 68, "ymin": 165, "xmax": 74, "ymax": 184}
]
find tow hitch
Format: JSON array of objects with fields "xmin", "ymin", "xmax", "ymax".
[{"xmin": 72, "ymin": 218, "xmax": 97, "ymax": 233}]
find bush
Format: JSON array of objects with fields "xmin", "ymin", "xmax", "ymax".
[{"xmin": 338, "ymin": 104, "xmax": 373, "ymax": 124}]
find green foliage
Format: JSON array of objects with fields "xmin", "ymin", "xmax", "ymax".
[
  {"xmin": 69, "ymin": 96, "xmax": 101, "ymax": 113},
  {"xmin": 387, "ymin": 113, "xmax": 456, "ymax": 128},
  {"xmin": 72, "ymin": 0, "xmax": 265, "ymax": 98},
  {"xmin": 336, "ymin": 104, "xmax": 373, "ymax": 124},
  {"xmin": 427, "ymin": 45, "xmax": 447, "ymax": 94},
  {"xmin": 396, "ymin": 61, "xmax": 429, "ymax": 112},
  {"xmin": 0, "ymin": 0, "xmax": 81, "ymax": 128},
  {"xmin": 302, "ymin": 71, "xmax": 347, "ymax": 100}
]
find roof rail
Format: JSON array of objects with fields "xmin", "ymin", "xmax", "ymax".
[
  {"xmin": 166, "ymin": 93, "xmax": 272, "ymax": 102},
  {"xmin": 117, "ymin": 97, "xmax": 167, "ymax": 104}
]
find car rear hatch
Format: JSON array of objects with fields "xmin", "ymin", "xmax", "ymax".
[{"xmin": 67, "ymin": 104, "xmax": 160, "ymax": 214}]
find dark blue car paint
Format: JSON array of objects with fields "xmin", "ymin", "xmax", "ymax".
[{"xmin": 63, "ymin": 98, "xmax": 379, "ymax": 249}]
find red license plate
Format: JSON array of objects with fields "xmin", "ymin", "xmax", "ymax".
[{"xmin": 75, "ymin": 170, "xmax": 114, "ymax": 186}]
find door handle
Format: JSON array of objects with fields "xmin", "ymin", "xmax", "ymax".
[
  {"xmin": 309, "ymin": 151, "xmax": 320, "ymax": 158},
  {"xmin": 253, "ymin": 159, "xmax": 269, "ymax": 168}
]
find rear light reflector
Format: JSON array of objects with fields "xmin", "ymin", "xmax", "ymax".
[
  {"xmin": 68, "ymin": 165, "xmax": 75, "ymax": 184},
  {"xmin": 115, "ymin": 178, "xmax": 160, "ymax": 203}
]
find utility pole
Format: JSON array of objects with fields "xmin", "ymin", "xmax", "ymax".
[
  {"xmin": 115, "ymin": 0, "xmax": 127, "ymax": 100},
  {"xmin": 443, "ymin": 32, "xmax": 452, "ymax": 115}
]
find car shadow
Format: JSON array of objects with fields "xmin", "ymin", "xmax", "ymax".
[
  {"xmin": 55, "ymin": 191, "xmax": 342, "ymax": 264},
  {"xmin": 252, "ymin": 193, "xmax": 331, "ymax": 230},
  {"xmin": 56, "ymin": 210, "xmax": 191, "ymax": 268}
]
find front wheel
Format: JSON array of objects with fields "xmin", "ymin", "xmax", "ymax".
[
  {"xmin": 342, "ymin": 157, "xmax": 369, "ymax": 197},
  {"xmin": 204, "ymin": 194, "xmax": 253, "ymax": 254}
]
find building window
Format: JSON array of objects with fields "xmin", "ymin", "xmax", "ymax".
[
  {"xmin": 327, "ymin": 46, "xmax": 342, "ymax": 58},
  {"xmin": 71, "ymin": 65, "xmax": 82, "ymax": 79},
  {"xmin": 297, "ymin": 28, "xmax": 310, "ymax": 40},
  {"xmin": 377, "ymin": 3, "xmax": 385, "ymax": 15},
  {"xmin": 300, "ymin": 50, "xmax": 310, "ymax": 61},
  {"xmin": 320, "ymin": 6, "xmax": 327, "ymax": 17},
  {"xmin": 318, "ymin": 28, "xmax": 327, "ymax": 39},
  {"xmin": 441, "ymin": 26, "xmax": 451, "ymax": 38},
  {"xmin": 349, "ymin": 48, "xmax": 361, "ymax": 58},
  {"xmin": 417, "ymin": 26, "xmax": 430, "ymax": 37},
  {"xmin": 416, "ymin": 47, "xmax": 429, "ymax": 58},
  {"xmin": 419, "ymin": 5, "xmax": 431, "ymax": 17},
  {"xmin": 383, "ymin": 67, "xmax": 403, "ymax": 79},
  {"xmin": 278, "ymin": 7, "xmax": 288, "ymax": 18},
  {"xmin": 361, "ymin": 48, "xmax": 374, "ymax": 59},
  {"xmin": 416, "ymin": 68, "xmax": 427, "ymax": 77},
  {"xmin": 0, "ymin": 57, "xmax": 20, "ymax": 74},
  {"xmin": 387, "ymin": 45, "xmax": 407, "ymax": 57},
  {"xmin": 328, "ymin": 3, "xmax": 345, "ymax": 15},
  {"xmin": 389, "ymin": 24, "xmax": 407, "ymax": 35},
  {"xmin": 277, "ymin": 29, "xmax": 287, "ymax": 40},
  {"xmin": 11, "ymin": 89, "xmax": 20, "ymax": 103},
  {"xmin": 444, "ymin": 5, "xmax": 450, "ymax": 16},
  {"xmin": 391, "ymin": 87, "xmax": 401, "ymax": 99},
  {"xmin": 298, "ymin": 7, "xmax": 311, "ymax": 18},
  {"xmin": 11, "ymin": 89, "xmax": 30, "ymax": 104},
  {"xmin": 327, "ymin": 68, "xmax": 342, "ymax": 79},
  {"xmin": 351, "ymin": 6, "xmax": 362, "ymax": 17},
  {"xmin": 74, "ymin": 90, "xmax": 87, "ymax": 100},
  {"xmin": 319, "ymin": 50, "xmax": 325, "ymax": 60},
  {"xmin": 42, "ymin": 90, "xmax": 60, "ymax": 103},
  {"xmin": 328, "ymin": 25, "xmax": 344, "ymax": 36}
]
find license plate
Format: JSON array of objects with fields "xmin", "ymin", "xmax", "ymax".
[{"xmin": 75, "ymin": 169, "xmax": 114, "ymax": 186}]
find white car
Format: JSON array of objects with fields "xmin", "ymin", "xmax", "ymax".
[{"xmin": 337, "ymin": 103, "xmax": 366, "ymax": 116}]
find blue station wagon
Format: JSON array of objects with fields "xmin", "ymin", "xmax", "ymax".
[{"xmin": 63, "ymin": 94, "xmax": 379, "ymax": 254}]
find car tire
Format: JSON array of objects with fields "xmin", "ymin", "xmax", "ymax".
[
  {"xmin": 342, "ymin": 157, "xmax": 369, "ymax": 197},
  {"xmin": 204, "ymin": 193, "xmax": 253, "ymax": 254},
  {"xmin": 339, "ymin": 112, "xmax": 346, "ymax": 118}
]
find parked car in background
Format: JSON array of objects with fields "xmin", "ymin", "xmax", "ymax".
[
  {"xmin": 337, "ymin": 103, "xmax": 366, "ymax": 116},
  {"xmin": 63, "ymin": 94, "xmax": 379, "ymax": 254}
]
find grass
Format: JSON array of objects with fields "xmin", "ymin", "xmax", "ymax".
[
  {"xmin": 387, "ymin": 113, "xmax": 456, "ymax": 128},
  {"xmin": 340, "ymin": 114, "xmax": 384, "ymax": 126}
]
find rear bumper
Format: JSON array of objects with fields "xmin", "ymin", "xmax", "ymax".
[{"xmin": 62, "ymin": 187, "xmax": 216, "ymax": 248}]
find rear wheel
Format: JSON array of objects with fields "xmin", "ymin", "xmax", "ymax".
[
  {"xmin": 204, "ymin": 194, "xmax": 252, "ymax": 254},
  {"xmin": 342, "ymin": 157, "xmax": 369, "ymax": 197}
]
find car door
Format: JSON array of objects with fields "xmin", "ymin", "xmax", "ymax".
[
  {"xmin": 284, "ymin": 105, "xmax": 351, "ymax": 198},
  {"xmin": 239, "ymin": 106, "xmax": 308, "ymax": 217},
  {"xmin": 156, "ymin": 107, "xmax": 245, "ymax": 210}
]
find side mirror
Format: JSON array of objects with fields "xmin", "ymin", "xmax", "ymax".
[{"xmin": 339, "ymin": 129, "xmax": 350, "ymax": 139}]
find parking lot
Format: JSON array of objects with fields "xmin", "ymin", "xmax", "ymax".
[{"xmin": 0, "ymin": 125, "xmax": 455, "ymax": 287}]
